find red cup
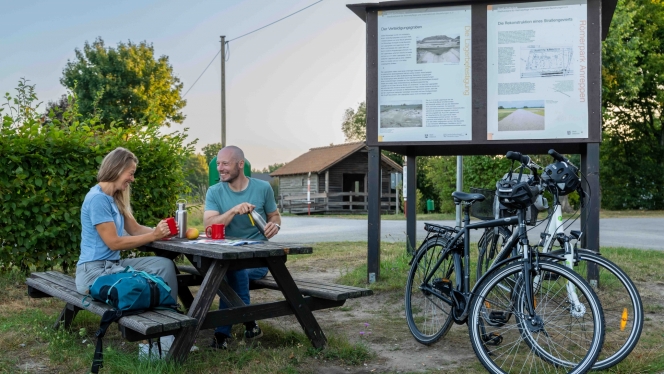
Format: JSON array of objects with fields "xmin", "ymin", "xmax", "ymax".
[
  {"xmin": 165, "ymin": 217, "xmax": 178, "ymax": 236},
  {"xmin": 205, "ymin": 224, "xmax": 225, "ymax": 239}
]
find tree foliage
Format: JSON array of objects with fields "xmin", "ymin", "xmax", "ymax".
[
  {"xmin": 601, "ymin": 0, "xmax": 664, "ymax": 209},
  {"xmin": 202, "ymin": 142, "xmax": 222, "ymax": 165},
  {"xmin": 61, "ymin": 37, "xmax": 186, "ymax": 128},
  {"xmin": 341, "ymin": 102, "xmax": 367, "ymax": 142},
  {"xmin": 0, "ymin": 79, "xmax": 192, "ymax": 273}
]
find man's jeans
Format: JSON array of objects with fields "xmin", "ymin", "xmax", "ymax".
[{"xmin": 214, "ymin": 267, "xmax": 268, "ymax": 336}]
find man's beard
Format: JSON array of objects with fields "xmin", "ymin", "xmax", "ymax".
[{"xmin": 223, "ymin": 167, "xmax": 241, "ymax": 183}]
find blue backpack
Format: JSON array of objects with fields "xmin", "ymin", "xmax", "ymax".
[{"xmin": 83, "ymin": 267, "xmax": 179, "ymax": 373}]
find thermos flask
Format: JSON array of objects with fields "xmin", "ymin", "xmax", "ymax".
[{"xmin": 175, "ymin": 199, "xmax": 187, "ymax": 239}]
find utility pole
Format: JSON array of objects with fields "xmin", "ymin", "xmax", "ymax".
[{"xmin": 220, "ymin": 35, "xmax": 227, "ymax": 147}]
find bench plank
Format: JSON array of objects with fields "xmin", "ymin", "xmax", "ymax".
[
  {"xmin": 27, "ymin": 272, "xmax": 196, "ymax": 337},
  {"xmin": 26, "ymin": 277, "xmax": 162, "ymax": 335},
  {"xmin": 177, "ymin": 265, "xmax": 373, "ymax": 301}
]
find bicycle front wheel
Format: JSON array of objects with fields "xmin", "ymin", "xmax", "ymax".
[
  {"xmin": 548, "ymin": 249, "xmax": 643, "ymax": 370},
  {"xmin": 468, "ymin": 260, "xmax": 605, "ymax": 374},
  {"xmin": 405, "ymin": 236, "xmax": 459, "ymax": 345}
]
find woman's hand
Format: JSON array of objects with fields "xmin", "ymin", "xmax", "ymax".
[{"xmin": 153, "ymin": 220, "xmax": 173, "ymax": 240}]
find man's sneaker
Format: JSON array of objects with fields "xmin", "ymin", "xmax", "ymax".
[
  {"xmin": 244, "ymin": 324, "xmax": 263, "ymax": 339},
  {"xmin": 209, "ymin": 333, "xmax": 229, "ymax": 350}
]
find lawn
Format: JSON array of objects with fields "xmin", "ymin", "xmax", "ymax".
[{"xmin": 3, "ymin": 242, "xmax": 663, "ymax": 372}]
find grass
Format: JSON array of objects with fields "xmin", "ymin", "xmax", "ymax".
[{"xmin": 6, "ymin": 241, "xmax": 664, "ymax": 372}]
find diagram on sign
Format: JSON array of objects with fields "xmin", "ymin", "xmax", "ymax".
[
  {"xmin": 416, "ymin": 34, "xmax": 460, "ymax": 64},
  {"xmin": 520, "ymin": 46, "xmax": 573, "ymax": 78}
]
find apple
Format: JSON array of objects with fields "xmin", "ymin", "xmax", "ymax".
[{"xmin": 185, "ymin": 228, "xmax": 199, "ymax": 240}]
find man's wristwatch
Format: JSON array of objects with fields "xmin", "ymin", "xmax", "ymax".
[{"xmin": 274, "ymin": 224, "xmax": 281, "ymax": 231}]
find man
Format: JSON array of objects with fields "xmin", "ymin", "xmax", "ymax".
[{"xmin": 203, "ymin": 145, "xmax": 281, "ymax": 350}]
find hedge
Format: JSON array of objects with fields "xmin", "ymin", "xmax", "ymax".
[{"xmin": 0, "ymin": 81, "xmax": 193, "ymax": 273}]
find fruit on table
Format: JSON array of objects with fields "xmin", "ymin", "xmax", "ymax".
[{"xmin": 186, "ymin": 228, "xmax": 199, "ymax": 240}]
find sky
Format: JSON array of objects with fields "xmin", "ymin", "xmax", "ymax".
[{"xmin": 0, "ymin": 0, "xmax": 375, "ymax": 170}]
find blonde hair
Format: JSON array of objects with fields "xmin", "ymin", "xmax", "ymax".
[{"xmin": 97, "ymin": 147, "xmax": 138, "ymax": 218}]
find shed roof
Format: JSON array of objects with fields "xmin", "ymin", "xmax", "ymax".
[
  {"xmin": 346, "ymin": 0, "xmax": 618, "ymax": 40},
  {"xmin": 270, "ymin": 142, "xmax": 402, "ymax": 177}
]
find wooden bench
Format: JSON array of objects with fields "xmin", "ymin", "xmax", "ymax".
[
  {"xmin": 177, "ymin": 265, "xmax": 373, "ymax": 303},
  {"xmin": 26, "ymin": 271, "xmax": 197, "ymax": 342}
]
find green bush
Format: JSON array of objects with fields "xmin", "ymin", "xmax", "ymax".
[{"xmin": 0, "ymin": 79, "xmax": 193, "ymax": 273}]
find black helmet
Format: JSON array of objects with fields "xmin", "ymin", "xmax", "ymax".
[
  {"xmin": 542, "ymin": 161, "xmax": 580, "ymax": 196},
  {"xmin": 495, "ymin": 179, "xmax": 537, "ymax": 210}
]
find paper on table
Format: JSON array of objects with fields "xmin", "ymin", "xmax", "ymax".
[{"xmin": 191, "ymin": 239, "xmax": 262, "ymax": 246}]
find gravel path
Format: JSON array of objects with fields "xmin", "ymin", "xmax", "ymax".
[{"xmin": 498, "ymin": 108, "xmax": 545, "ymax": 131}]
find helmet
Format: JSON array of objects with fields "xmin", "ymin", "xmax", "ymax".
[
  {"xmin": 542, "ymin": 161, "xmax": 580, "ymax": 196},
  {"xmin": 495, "ymin": 179, "xmax": 537, "ymax": 210}
]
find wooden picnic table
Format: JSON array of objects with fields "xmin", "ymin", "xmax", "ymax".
[{"xmin": 142, "ymin": 238, "xmax": 335, "ymax": 362}]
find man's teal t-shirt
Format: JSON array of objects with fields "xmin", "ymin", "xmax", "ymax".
[{"xmin": 205, "ymin": 178, "xmax": 277, "ymax": 240}]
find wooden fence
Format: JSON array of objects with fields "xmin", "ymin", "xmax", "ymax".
[{"xmin": 278, "ymin": 192, "xmax": 399, "ymax": 214}]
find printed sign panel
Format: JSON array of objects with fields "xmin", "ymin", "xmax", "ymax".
[
  {"xmin": 487, "ymin": 0, "xmax": 588, "ymax": 140},
  {"xmin": 377, "ymin": 6, "xmax": 472, "ymax": 142}
]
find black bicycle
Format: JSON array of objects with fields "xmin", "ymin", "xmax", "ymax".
[
  {"xmin": 474, "ymin": 149, "xmax": 643, "ymax": 370},
  {"xmin": 405, "ymin": 150, "xmax": 605, "ymax": 374}
]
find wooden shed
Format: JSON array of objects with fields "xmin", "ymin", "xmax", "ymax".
[{"xmin": 270, "ymin": 142, "xmax": 403, "ymax": 213}]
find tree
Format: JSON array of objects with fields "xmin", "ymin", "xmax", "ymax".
[
  {"xmin": 202, "ymin": 143, "xmax": 222, "ymax": 165},
  {"xmin": 341, "ymin": 102, "xmax": 367, "ymax": 142},
  {"xmin": 601, "ymin": 0, "xmax": 664, "ymax": 209},
  {"xmin": 60, "ymin": 37, "xmax": 186, "ymax": 128},
  {"xmin": 184, "ymin": 154, "xmax": 208, "ymax": 190}
]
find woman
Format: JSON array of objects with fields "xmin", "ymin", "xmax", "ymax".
[{"xmin": 75, "ymin": 147, "xmax": 178, "ymax": 301}]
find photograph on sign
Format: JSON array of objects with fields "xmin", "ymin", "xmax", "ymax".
[
  {"xmin": 377, "ymin": 6, "xmax": 472, "ymax": 143},
  {"xmin": 486, "ymin": 0, "xmax": 588, "ymax": 140}
]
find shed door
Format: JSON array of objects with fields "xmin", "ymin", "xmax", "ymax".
[{"xmin": 342, "ymin": 173, "xmax": 365, "ymax": 210}]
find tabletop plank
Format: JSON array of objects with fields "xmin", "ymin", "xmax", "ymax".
[{"xmin": 142, "ymin": 238, "xmax": 313, "ymax": 259}]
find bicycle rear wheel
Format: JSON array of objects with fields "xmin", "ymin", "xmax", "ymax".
[
  {"xmin": 548, "ymin": 249, "xmax": 643, "ymax": 370},
  {"xmin": 405, "ymin": 235, "xmax": 459, "ymax": 345},
  {"xmin": 468, "ymin": 260, "xmax": 605, "ymax": 374},
  {"xmin": 477, "ymin": 226, "xmax": 513, "ymax": 280}
]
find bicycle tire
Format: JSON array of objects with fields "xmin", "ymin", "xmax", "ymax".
[
  {"xmin": 477, "ymin": 226, "xmax": 513, "ymax": 280},
  {"xmin": 468, "ymin": 260, "xmax": 605, "ymax": 374},
  {"xmin": 405, "ymin": 235, "xmax": 459, "ymax": 345},
  {"xmin": 548, "ymin": 249, "xmax": 643, "ymax": 370}
]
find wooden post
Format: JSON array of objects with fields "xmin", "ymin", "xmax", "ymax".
[
  {"xmin": 406, "ymin": 155, "xmax": 417, "ymax": 253},
  {"xmin": 367, "ymin": 147, "xmax": 381, "ymax": 283},
  {"xmin": 325, "ymin": 170, "xmax": 330, "ymax": 211}
]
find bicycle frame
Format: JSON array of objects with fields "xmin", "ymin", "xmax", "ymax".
[{"xmin": 421, "ymin": 204, "xmax": 549, "ymax": 321}]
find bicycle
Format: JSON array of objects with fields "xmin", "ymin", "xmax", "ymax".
[
  {"xmin": 405, "ymin": 151, "xmax": 605, "ymax": 373},
  {"xmin": 474, "ymin": 149, "xmax": 643, "ymax": 370}
]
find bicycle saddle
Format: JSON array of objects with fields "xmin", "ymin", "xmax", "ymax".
[{"xmin": 452, "ymin": 191, "xmax": 486, "ymax": 204}]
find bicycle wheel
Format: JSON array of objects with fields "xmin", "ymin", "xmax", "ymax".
[
  {"xmin": 405, "ymin": 235, "xmax": 459, "ymax": 345},
  {"xmin": 548, "ymin": 249, "xmax": 643, "ymax": 370},
  {"xmin": 477, "ymin": 226, "xmax": 513, "ymax": 280},
  {"xmin": 468, "ymin": 260, "xmax": 605, "ymax": 374}
]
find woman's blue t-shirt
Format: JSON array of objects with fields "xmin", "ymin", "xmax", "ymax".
[{"xmin": 77, "ymin": 184, "xmax": 124, "ymax": 265}]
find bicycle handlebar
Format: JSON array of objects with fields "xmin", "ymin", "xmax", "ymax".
[
  {"xmin": 548, "ymin": 148, "xmax": 579, "ymax": 173},
  {"xmin": 506, "ymin": 151, "xmax": 530, "ymax": 165}
]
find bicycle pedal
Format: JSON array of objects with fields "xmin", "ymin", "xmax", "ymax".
[
  {"xmin": 489, "ymin": 311, "xmax": 508, "ymax": 323},
  {"xmin": 482, "ymin": 332, "xmax": 503, "ymax": 346}
]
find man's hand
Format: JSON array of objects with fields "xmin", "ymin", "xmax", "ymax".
[
  {"xmin": 233, "ymin": 202, "xmax": 255, "ymax": 215},
  {"xmin": 263, "ymin": 222, "xmax": 280, "ymax": 239}
]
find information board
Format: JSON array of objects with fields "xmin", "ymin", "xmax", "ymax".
[
  {"xmin": 377, "ymin": 6, "xmax": 472, "ymax": 142},
  {"xmin": 487, "ymin": 0, "xmax": 588, "ymax": 140}
]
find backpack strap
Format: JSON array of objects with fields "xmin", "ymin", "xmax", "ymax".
[
  {"xmin": 135, "ymin": 270, "xmax": 172, "ymax": 293},
  {"xmin": 91, "ymin": 309, "xmax": 123, "ymax": 373}
]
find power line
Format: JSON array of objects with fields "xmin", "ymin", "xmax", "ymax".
[
  {"xmin": 227, "ymin": 0, "xmax": 323, "ymax": 43},
  {"xmin": 183, "ymin": 50, "xmax": 220, "ymax": 98},
  {"xmin": 182, "ymin": 0, "xmax": 323, "ymax": 98}
]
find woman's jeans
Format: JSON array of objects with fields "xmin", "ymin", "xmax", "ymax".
[{"xmin": 215, "ymin": 267, "xmax": 268, "ymax": 336}]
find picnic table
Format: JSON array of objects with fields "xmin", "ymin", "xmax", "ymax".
[
  {"xmin": 27, "ymin": 237, "xmax": 372, "ymax": 363},
  {"xmin": 142, "ymin": 238, "xmax": 372, "ymax": 362}
]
